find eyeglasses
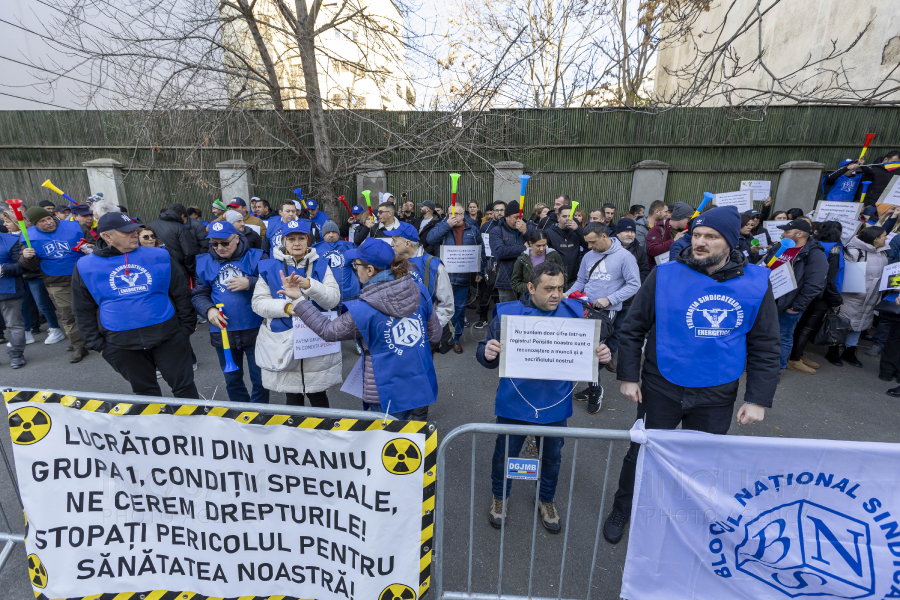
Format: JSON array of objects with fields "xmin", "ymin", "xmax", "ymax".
[
  {"xmin": 350, "ymin": 261, "xmax": 366, "ymax": 270},
  {"xmin": 140, "ymin": 235, "xmax": 156, "ymax": 241},
  {"xmin": 210, "ymin": 240, "xmax": 233, "ymax": 248}
]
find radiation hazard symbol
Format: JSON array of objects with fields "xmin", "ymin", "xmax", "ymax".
[
  {"xmin": 8, "ymin": 407, "xmax": 51, "ymax": 445},
  {"xmin": 379, "ymin": 583, "xmax": 416, "ymax": 600},
  {"xmin": 27, "ymin": 554, "xmax": 47, "ymax": 589},
  {"xmin": 381, "ymin": 438, "xmax": 422, "ymax": 475}
]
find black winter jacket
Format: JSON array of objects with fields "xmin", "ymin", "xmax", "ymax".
[
  {"xmin": 185, "ymin": 217, "xmax": 209, "ymax": 251},
  {"xmin": 148, "ymin": 210, "xmax": 199, "ymax": 278},
  {"xmin": 489, "ymin": 220, "xmax": 534, "ymax": 290},
  {"xmin": 544, "ymin": 223, "xmax": 586, "ymax": 282},
  {"xmin": 621, "ymin": 239, "xmax": 649, "ymax": 283},
  {"xmin": 71, "ymin": 245, "xmax": 195, "ymax": 352},
  {"xmin": 616, "ymin": 248, "xmax": 780, "ymax": 409},
  {"xmin": 191, "ymin": 236, "xmax": 265, "ymax": 349},
  {"xmin": 762, "ymin": 239, "xmax": 828, "ymax": 313}
]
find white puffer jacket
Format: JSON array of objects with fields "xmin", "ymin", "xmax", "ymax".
[{"xmin": 251, "ymin": 246, "xmax": 342, "ymax": 394}]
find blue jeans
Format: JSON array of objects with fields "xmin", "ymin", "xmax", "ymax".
[
  {"xmin": 778, "ymin": 310, "xmax": 804, "ymax": 370},
  {"xmin": 214, "ymin": 345, "xmax": 269, "ymax": 404},
  {"xmin": 23, "ymin": 278, "xmax": 59, "ymax": 331},
  {"xmin": 491, "ymin": 417, "xmax": 566, "ymax": 503},
  {"xmin": 452, "ymin": 285, "xmax": 469, "ymax": 342}
]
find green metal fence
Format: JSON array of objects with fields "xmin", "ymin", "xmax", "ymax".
[{"xmin": 0, "ymin": 107, "xmax": 898, "ymax": 221}]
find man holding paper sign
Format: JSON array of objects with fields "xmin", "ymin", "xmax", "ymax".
[
  {"xmin": 602, "ymin": 206, "xmax": 780, "ymax": 545},
  {"xmin": 478, "ymin": 261, "xmax": 611, "ymax": 535}
]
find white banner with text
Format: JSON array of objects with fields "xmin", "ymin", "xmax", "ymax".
[{"xmin": 5, "ymin": 393, "xmax": 433, "ymax": 600}]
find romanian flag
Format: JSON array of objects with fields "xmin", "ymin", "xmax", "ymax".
[{"xmin": 885, "ymin": 162, "xmax": 900, "ymax": 171}]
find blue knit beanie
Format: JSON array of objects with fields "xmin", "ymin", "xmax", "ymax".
[{"xmin": 690, "ymin": 205, "xmax": 741, "ymax": 250}]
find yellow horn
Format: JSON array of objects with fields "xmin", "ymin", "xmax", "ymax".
[{"xmin": 41, "ymin": 180, "xmax": 64, "ymax": 196}]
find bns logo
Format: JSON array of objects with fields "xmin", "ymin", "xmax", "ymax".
[
  {"xmin": 326, "ymin": 251, "xmax": 345, "ymax": 268},
  {"xmin": 391, "ymin": 318, "xmax": 422, "ymax": 347},
  {"xmin": 215, "ymin": 265, "xmax": 246, "ymax": 293},
  {"xmin": 41, "ymin": 240, "xmax": 70, "ymax": 259},
  {"xmin": 735, "ymin": 500, "xmax": 874, "ymax": 598}
]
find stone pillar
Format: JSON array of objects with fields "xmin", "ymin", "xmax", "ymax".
[
  {"xmin": 83, "ymin": 158, "xmax": 127, "ymax": 207},
  {"xmin": 493, "ymin": 161, "xmax": 524, "ymax": 208},
  {"xmin": 216, "ymin": 159, "xmax": 254, "ymax": 202},
  {"xmin": 630, "ymin": 160, "xmax": 671, "ymax": 208},
  {"xmin": 356, "ymin": 162, "xmax": 387, "ymax": 208},
  {"xmin": 774, "ymin": 161, "xmax": 826, "ymax": 214}
]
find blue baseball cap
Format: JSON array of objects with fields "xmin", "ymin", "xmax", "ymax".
[
  {"xmin": 97, "ymin": 212, "xmax": 141, "ymax": 234},
  {"xmin": 351, "ymin": 205, "xmax": 364, "ymax": 214},
  {"xmin": 282, "ymin": 219, "xmax": 312, "ymax": 236},
  {"xmin": 839, "ymin": 158, "xmax": 855, "ymax": 168},
  {"xmin": 70, "ymin": 204, "xmax": 92, "ymax": 216},
  {"xmin": 383, "ymin": 221, "xmax": 419, "ymax": 242},
  {"xmin": 207, "ymin": 220, "xmax": 238, "ymax": 238},
  {"xmin": 305, "ymin": 199, "xmax": 319, "ymax": 210},
  {"xmin": 345, "ymin": 238, "xmax": 395, "ymax": 270}
]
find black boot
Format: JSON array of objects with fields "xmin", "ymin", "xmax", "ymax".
[
  {"xmin": 841, "ymin": 345, "xmax": 863, "ymax": 368},
  {"xmin": 825, "ymin": 345, "xmax": 843, "ymax": 367},
  {"xmin": 887, "ymin": 386, "xmax": 900, "ymax": 397}
]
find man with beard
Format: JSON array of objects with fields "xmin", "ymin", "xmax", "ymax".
[{"xmin": 602, "ymin": 206, "xmax": 780, "ymax": 545}]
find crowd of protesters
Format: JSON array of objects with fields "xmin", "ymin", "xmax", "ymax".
[{"xmin": 1, "ymin": 149, "xmax": 899, "ymax": 536}]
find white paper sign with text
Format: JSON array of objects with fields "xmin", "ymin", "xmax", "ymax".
[
  {"xmin": 739, "ymin": 180, "xmax": 771, "ymax": 199},
  {"xmin": 5, "ymin": 395, "xmax": 431, "ymax": 600},
  {"xmin": 499, "ymin": 315, "xmax": 600, "ymax": 382},
  {"xmin": 713, "ymin": 191, "xmax": 754, "ymax": 213},
  {"xmin": 815, "ymin": 201, "xmax": 863, "ymax": 244},
  {"xmin": 763, "ymin": 221, "xmax": 784, "ymax": 244},
  {"xmin": 879, "ymin": 175, "xmax": 900, "ymax": 206},
  {"xmin": 440, "ymin": 245, "xmax": 481, "ymax": 274},
  {"xmin": 879, "ymin": 263, "xmax": 900, "ymax": 291},
  {"xmin": 769, "ymin": 262, "xmax": 798, "ymax": 300},
  {"xmin": 293, "ymin": 311, "xmax": 340, "ymax": 359}
]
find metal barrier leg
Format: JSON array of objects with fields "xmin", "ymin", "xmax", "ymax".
[
  {"xmin": 467, "ymin": 435, "xmax": 476, "ymax": 595},
  {"xmin": 556, "ymin": 439, "xmax": 579, "ymax": 599},
  {"xmin": 497, "ymin": 434, "xmax": 509, "ymax": 597},
  {"xmin": 526, "ymin": 441, "xmax": 545, "ymax": 598},
  {"xmin": 585, "ymin": 441, "xmax": 616, "ymax": 600},
  {"xmin": 0, "ymin": 441, "xmax": 23, "ymax": 509}
]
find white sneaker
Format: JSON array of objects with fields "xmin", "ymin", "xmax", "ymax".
[
  {"xmin": 44, "ymin": 328, "xmax": 66, "ymax": 344},
  {"xmin": 9, "ymin": 332, "xmax": 35, "ymax": 347}
]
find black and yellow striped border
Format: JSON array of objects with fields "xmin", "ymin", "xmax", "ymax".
[{"xmin": 5, "ymin": 390, "xmax": 436, "ymax": 600}]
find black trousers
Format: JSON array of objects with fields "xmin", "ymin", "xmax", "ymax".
[
  {"xmin": 879, "ymin": 316, "xmax": 900, "ymax": 377},
  {"xmin": 286, "ymin": 391, "xmax": 329, "ymax": 408},
  {"xmin": 789, "ymin": 298, "xmax": 829, "ymax": 361},
  {"xmin": 102, "ymin": 333, "xmax": 199, "ymax": 399},
  {"xmin": 475, "ymin": 280, "xmax": 497, "ymax": 321},
  {"xmin": 612, "ymin": 384, "xmax": 734, "ymax": 514}
]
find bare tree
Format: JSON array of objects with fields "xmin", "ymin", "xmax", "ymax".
[{"xmin": 27, "ymin": 0, "xmax": 511, "ymax": 214}]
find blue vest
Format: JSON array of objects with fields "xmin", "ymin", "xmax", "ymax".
[
  {"xmin": 493, "ymin": 298, "xmax": 583, "ymax": 424},
  {"xmin": 258, "ymin": 255, "xmax": 329, "ymax": 332},
  {"xmin": 76, "ymin": 246, "xmax": 175, "ymax": 332},
  {"xmin": 408, "ymin": 254, "xmax": 441, "ymax": 299},
  {"xmin": 825, "ymin": 173, "xmax": 861, "ymax": 201},
  {"xmin": 27, "ymin": 220, "xmax": 84, "ymax": 277},
  {"xmin": 655, "ymin": 261, "xmax": 769, "ymax": 388},
  {"xmin": 196, "ymin": 250, "xmax": 264, "ymax": 332},
  {"xmin": 313, "ymin": 240, "xmax": 360, "ymax": 301},
  {"xmin": 311, "ymin": 211, "xmax": 330, "ymax": 229},
  {"xmin": 0, "ymin": 233, "xmax": 20, "ymax": 294},
  {"xmin": 819, "ymin": 242, "xmax": 845, "ymax": 292},
  {"xmin": 345, "ymin": 281, "xmax": 437, "ymax": 412},
  {"xmin": 266, "ymin": 219, "xmax": 293, "ymax": 248}
]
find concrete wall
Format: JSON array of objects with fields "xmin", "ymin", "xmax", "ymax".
[{"xmin": 655, "ymin": 0, "xmax": 900, "ymax": 106}]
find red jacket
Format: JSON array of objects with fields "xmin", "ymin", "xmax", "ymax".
[{"xmin": 646, "ymin": 219, "xmax": 675, "ymax": 260}]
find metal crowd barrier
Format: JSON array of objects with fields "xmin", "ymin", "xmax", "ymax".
[
  {"xmin": 0, "ymin": 388, "xmax": 634, "ymax": 599},
  {"xmin": 433, "ymin": 423, "xmax": 631, "ymax": 600}
]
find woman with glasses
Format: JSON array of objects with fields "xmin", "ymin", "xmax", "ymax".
[
  {"xmin": 138, "ymin": 226, "xmax": 163, "ymax": 248},
  {"xmin": 291, "ymin": 237, "xmax": 442, "ymax": 419},
  {"xmin": 253, "ymin": 220, "xmax": 341, "ymax": 407}
]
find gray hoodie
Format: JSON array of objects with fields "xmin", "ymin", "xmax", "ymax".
[
  {"xmin": 565, "ymin": 238, "xmax": 641, "ymax": 311},
  {"xmin": 293, "ymin": 274, "xmax": 442, "ymax": 405}
]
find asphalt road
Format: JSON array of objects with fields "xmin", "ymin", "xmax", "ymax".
[{"xmin": 1, "ymin": 315, "xmax": 898, "ymax": 599}]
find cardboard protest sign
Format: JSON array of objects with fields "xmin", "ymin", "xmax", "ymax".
[
  {"xmin": 769, "ymin": 263, "xmax": 798, "ymax": 300},
  {"xmin": 499, "ymin": 315, "xmax": 600, "ymax": 382},
  {"xmin": 713, "ymin": 191, "xmax": 754, "ymax": 213},
  {"xmin": 440, "ymin": 245, "xmax": 481, "ymax": 273},
  {"xmin": 5, "ymin": 391, "xmax": 434, "ymax": 600},
  {"xmin": 293, "ymin": 311, "xmax": 340, "ymax": 359},
  {"xmin": 814, "ymin": 201, "xmax": 863, "ymax": 244}
]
